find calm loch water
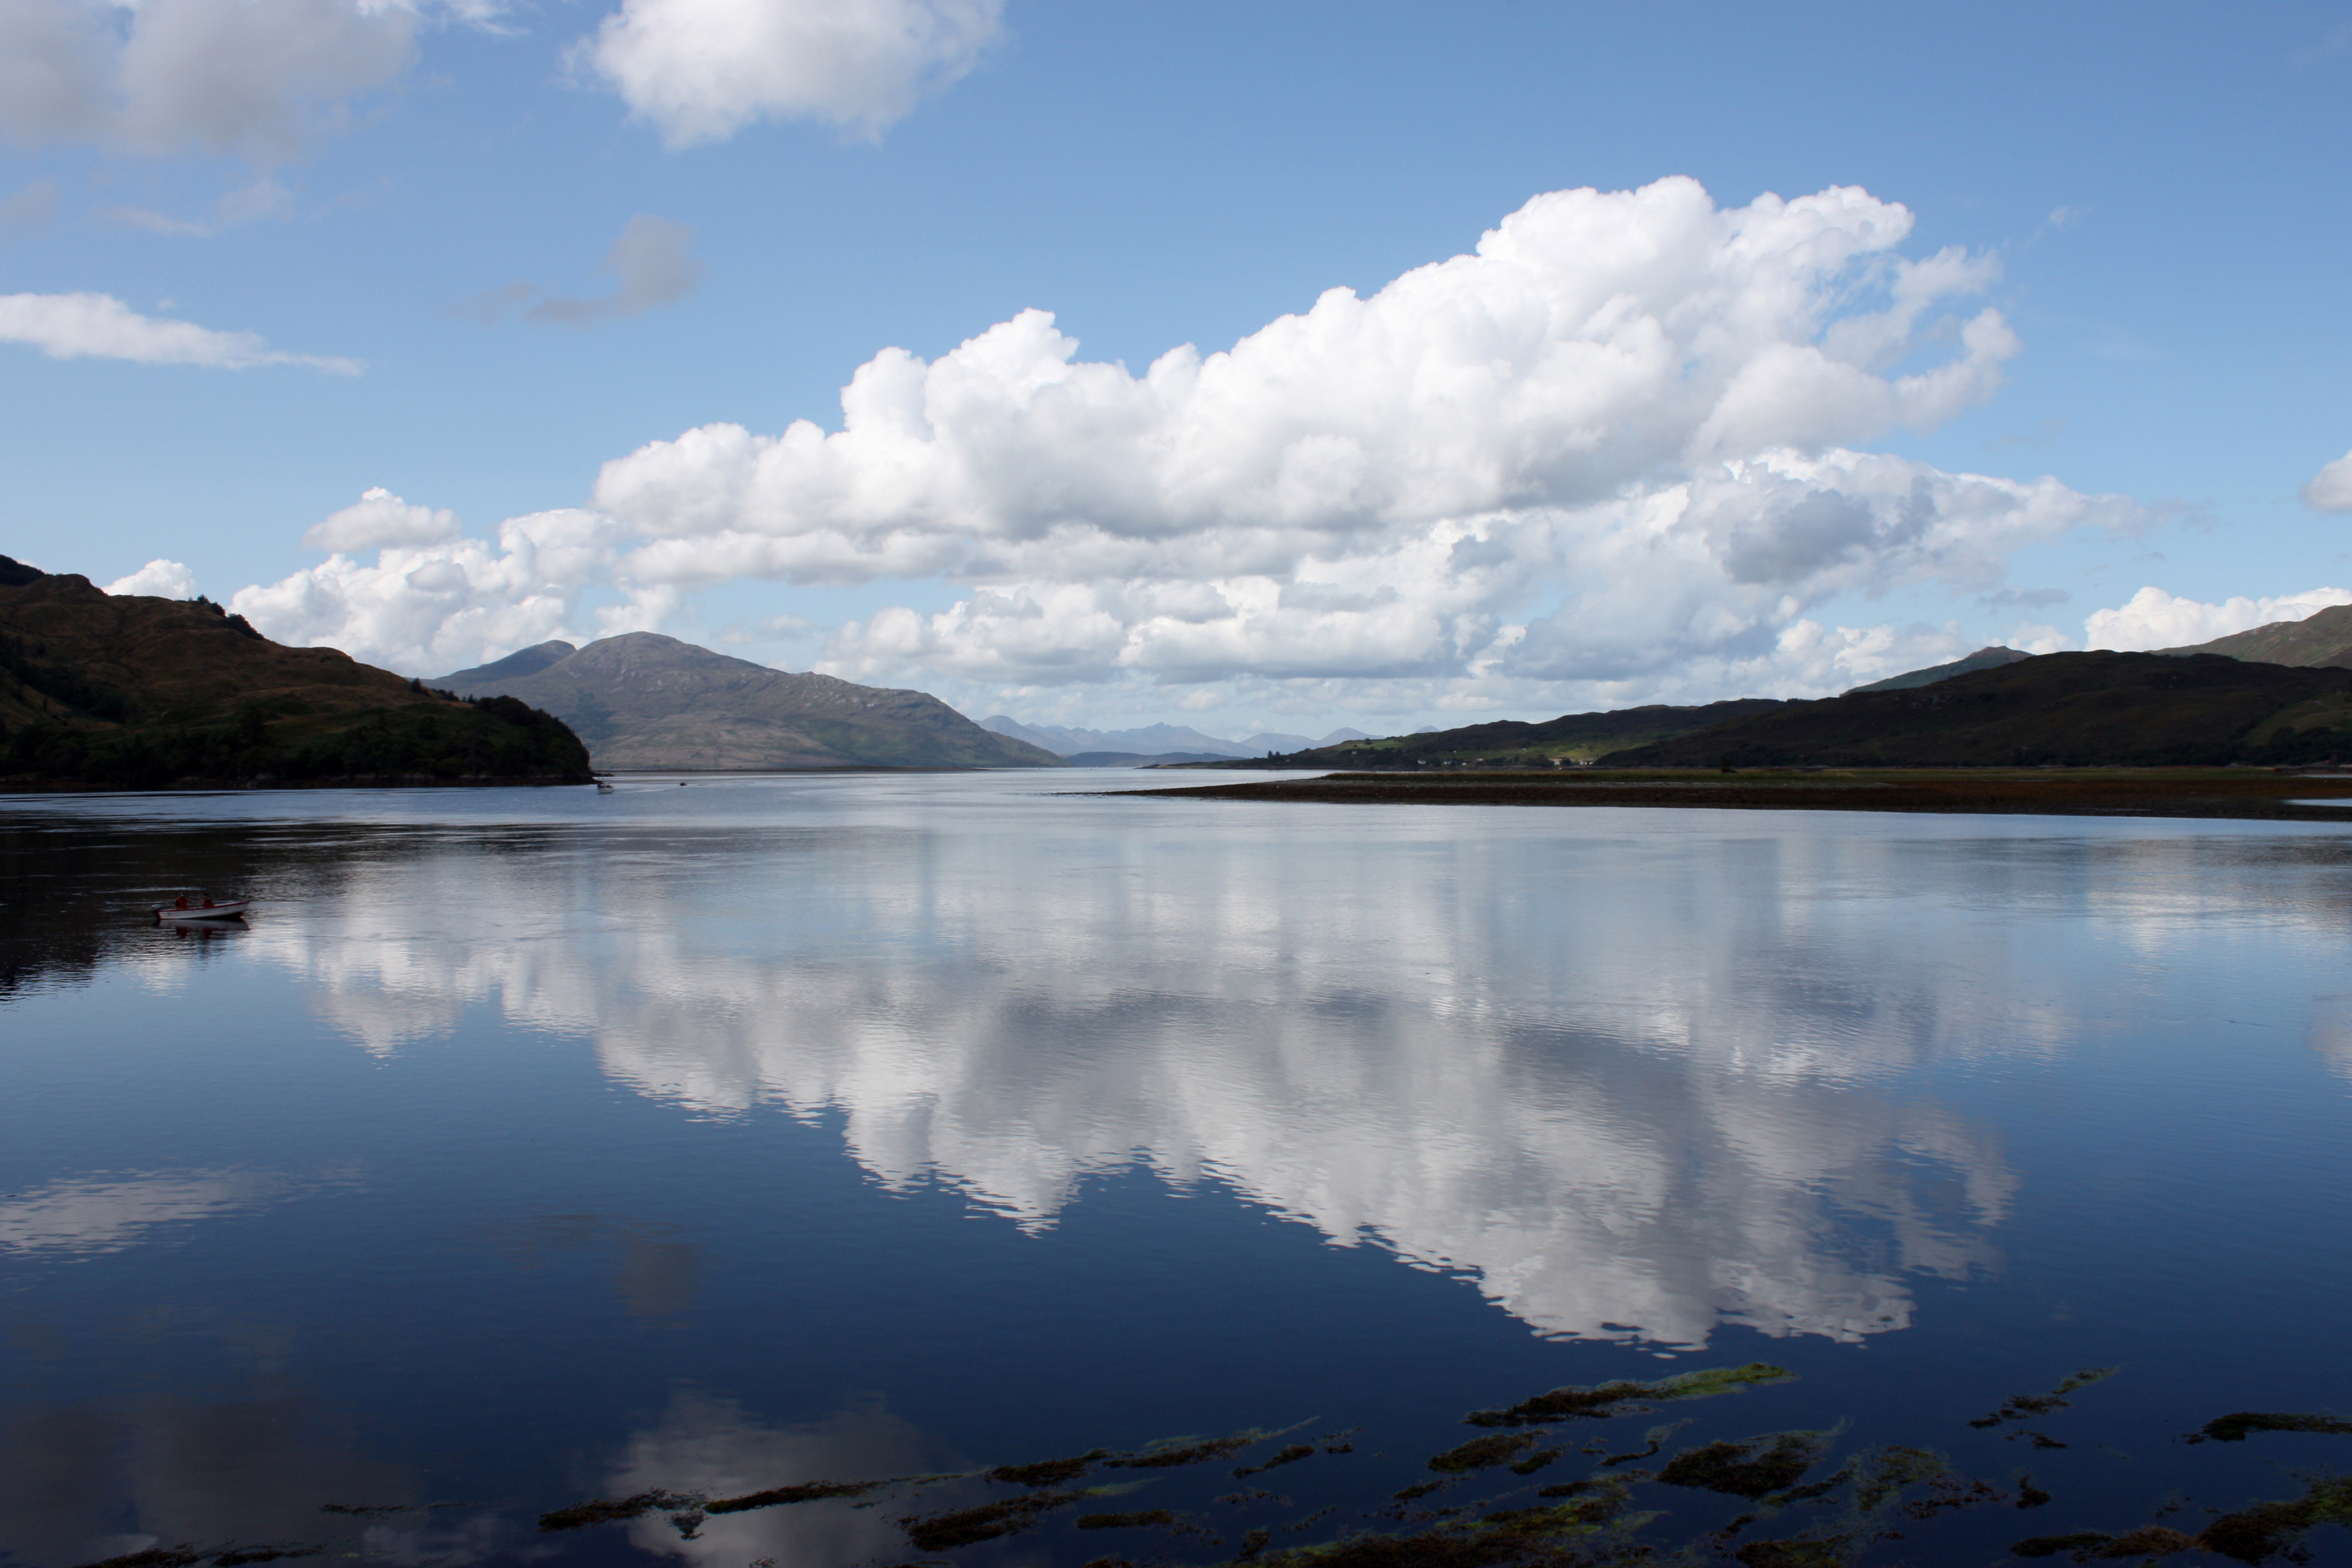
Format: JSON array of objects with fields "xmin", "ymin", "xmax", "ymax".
[{"xmin": 5, "ymin": 773, "xmax": 2352, "ymax": 1566}]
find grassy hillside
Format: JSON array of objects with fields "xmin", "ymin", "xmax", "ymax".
[
  {"xmin": 1190, "ymin": 698, "xmax": 1796, "ymax": 769},
  {"xmin": 2166, "ymin": 602, "xmax": 2352, "ymax": 667},
  {"xmin": 0, "ymin": 560, "xmax": 590, "ymax": 787},
  {"xmin": 1844, "ymin": 645, "xmax": 2031, "ymax": 693},
  {"xmin": 1605, "ymin": 652, "xmax": 2352, "ymax": 768},
  {"xmin": 433, "ymin": 632, "xmax": 1064, "ymax": 769}
]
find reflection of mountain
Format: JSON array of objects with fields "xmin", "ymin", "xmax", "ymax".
[{"xmin": 239, "ymin": 807, "xmax": 2071, "ymax": 1349}]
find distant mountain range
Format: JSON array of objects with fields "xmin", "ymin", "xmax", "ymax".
[
  {"xmin": 1, "ymin": 557, "xmax": 589, "ymax": 787},
  {"xmin": 429, "ymin": 634, "xmax": 1061, "ymax": 770},
  {"xmin": 982, "ymin": 715, "xmax": 1371, "ymax": 759}
]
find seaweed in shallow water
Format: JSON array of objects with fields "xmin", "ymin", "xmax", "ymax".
[
  {"xmin": 2197, "ymin": 1476, "xmax": 2352, "ymax": 1563},
  {"xmin": 1076, "ymin": 1509, "xmax": 1177, "ymax": 1530},
  {"xmin": 1110, "ymin": 1433, "xmax": 1262, "ymax": 1469},
  {"xmin": 2185, "ymin": 1412, "xmax": 2352, "ymax": 1444},
  {"xmin": 538, "ymin": 1489, "xmax": 703, "ymax": 1531},
  {"xmin": 707, "ymin": 1478, "xmax": 884, "ymax": 1513},
  {"xmin": 1464, "ymin": 1363, "xmax": 1793, "ymax": 1428},
  {"xmin": 1428, "ymin": 1432, "xmax": 1552, "ymax": 1473},
  {"xmin": 1968, "ymin": 1367, "xmax": 2118, "ymax": 1431},
  {"xmin": 74, "ymin": 1550, "xmax": 322, "ymax": 1568},
  {"xmin": 1244, "ymin": 1479, "xmax": 1647, "ymax": 1568},
  {"xmin": 2000, "ymin": 1473, "xmax": 2352, "ymax": 1563},
  {"xmin": 899, "ymin": 1489, "xmax": 1081, "ymax": 1551},
  {"xmin": 1657, "ymin": 1431, "xmax": 1829, "ymax": 1500},
  {"xmin": 991, "ymin": 1449, "xmax": 1109, "ymax": 1486}
]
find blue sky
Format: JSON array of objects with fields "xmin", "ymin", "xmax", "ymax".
[{"xmin": 3, "ymin": 0, "xmax": 2349, "ymax": 735}]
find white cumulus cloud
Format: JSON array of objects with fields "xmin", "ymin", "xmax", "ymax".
[
  {"xmin": 104, "ymin": 558, "xmax": 199, "ymax": 597},
  {"xmin": 573, "ymin": 0, "xmax": 1001, "ymax": 146},
  {"xmin": 580, "ymin": 178, "xmax": 2129, "ymax": 715},
  {"xmin": 2304, "ymin": 450, "xmax": 2352, "ymax": 513},
  {"xmin": 0, "ymin": 291, "xmax": 361, "ymax": 371},
  {"xmin": 0, "ymin": 0, "xmax": 439, "ymax": 163},
  {"xmin": 231, "ymin": 179, "xmax": 2148, "ymax": 724},
  {"xmin": 301, "ymin": 486, "xmax": 460, "ymax": 551},
  {"xmin": 2082, "ymin": 585, "xmax": 2352, "ymax": 652},
  {"xmin": 234, "ymin": 496, "xmax": 625, "ymax": 674}
]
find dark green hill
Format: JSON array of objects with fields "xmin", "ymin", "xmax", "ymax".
[
  {"xmin": 2165, "ymin": 602, "xmax": 2352, "ymax": 667},
  {"xmin": 0, "ymin": 557, "xmax": 590, "ymax": 787},
  {"xmin": 1606, "ymin": 652, "xmax": 2352, "ymax": 768},
  {"xmin": 429, "ymin": 632, "xmax": 1064, "ymax": 769},
  {"xmin": 1193, "ymin": 698, "xmax": 1795, "ymax": 769}
]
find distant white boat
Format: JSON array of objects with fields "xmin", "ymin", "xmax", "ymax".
[{"xmin": 153, "ymin": 899, "xmax": 250, "ymax": 920}]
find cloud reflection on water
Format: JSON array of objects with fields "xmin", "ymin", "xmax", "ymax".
[
  {"xmin": 0, "ymin": 1167, "xmax": 348, "ymax": 1257},
  {"xmin": 217, "ymin": 807, "xmax": 2127, "ymax": 1349},
  {"xmin": 606, "ymin": 1392, "xmax": 939, "ymax": 1565}
]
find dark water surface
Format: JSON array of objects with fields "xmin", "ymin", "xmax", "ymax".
[{"xmin": 5, "ymin": 772, "xmax": 2352, "ymax": 1567}]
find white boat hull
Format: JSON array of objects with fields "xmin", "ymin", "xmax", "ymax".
[{"xmin": 153, "ymin": 901, "xmax": 251, "ymax": 919}]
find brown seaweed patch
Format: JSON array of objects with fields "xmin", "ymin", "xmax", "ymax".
[
  {"xmin": 1464, "ymin": 1363, "xmax": 1794, "ymax": 1428},
  {"xmin": 2011, "ymin": 1533, "xmax": 2120, "ymax": 1560},
  {"xmin": 1531, "ymin": 1480, "xmax": 1603, "ymax": 1500},
  {"xmin": 1110, "ymin": 1433, "xmax": 1260, "ymax": 1469},
  {"xmin": 1596, "ymin": 1423, "xmax": 1678, "ymax": 1469},
  {"xmin": 1236, "ymin": 1444, "xmax": 1317, "ymax": 1479},
  {"xmin": 2197, "ymin": 1476, "xmax": 2352, "ymax": 1563},
  {"xmin": 1899, "ymin": 1472, "xmax": 2007, "ymax": 1520},
  {"xmin": 1076, "ymin": 1510, "xmax": 1178, "ymax": 1530},
  {"xmin": 990, "ymin": 1450, "xmax": 1109, "ymax": 1486},
  {"xmin": 705, "ymin": 1479, "xmax": 883, "ymax": 1515},
  {"xmin": 1847, "ymin": 1446, "xmax": 1943, "ymax": 1513},
  {"xmin": 1427, "ymin": 1431, "xmax": 1549, "ymax": 1473},
  {"xmin": 1507, "ymin": 1448, "xmax": 1562, "ymax": 1476},
  {"xmin": 2012, "ymin": 1527, "xmax": 2199, "ymax": 1561},
  {"xmin": 539, "ymin": 1489, "xmax": 702, "ymax": 1531},
  {"xmin": 2017, "ymin": 1473, "xmax": 2054, "ymax": 1509},
  {"xmin": 1657, "ymin": 1432, "xmax": 1829, "ymax": 1500},
  {"xmin": 2185, "ymin": 1412, "xmax": 2352, "ymax": 1444},
  {"xmin": 899, "ymin": 1489, "xmax": 1079, "ymax": 1552},
  {"xmin": 1706, "ymin": 1446, "xmax": 1973, "ymax": 1567},
  {"xmin": 1967, "ymin": 1367, "xmax": 2118, "ymax": 1430},
  {"xmin": 1246, "ymin": 1482, "xmax": 1645, "ymax": 1568},
  {"xmin": 75, "ymin": 1550, "xmax": 322, "ymax": 1568}
]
